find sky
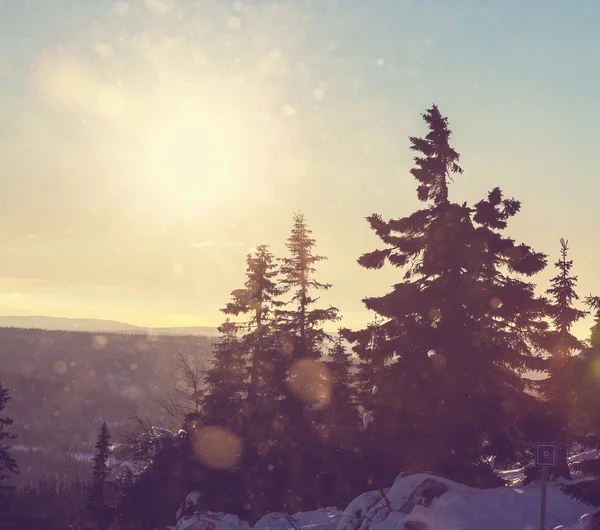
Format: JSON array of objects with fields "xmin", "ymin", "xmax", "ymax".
[{"xmin": 0, "ymin": 0, "xmax": 598, "ymax": 336}]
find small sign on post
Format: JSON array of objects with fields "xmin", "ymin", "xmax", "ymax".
[
  {"xmin": 536, "ymin": 443, "xmax": 557, "ymax": 467},
  {"xmin": 535, "ymin": 443, "xmax": 557, "ymax": 530}
]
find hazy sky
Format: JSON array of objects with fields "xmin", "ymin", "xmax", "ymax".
[{"xmin": 0, "ymin": 0, "xmax": 598, "ymax": 336}]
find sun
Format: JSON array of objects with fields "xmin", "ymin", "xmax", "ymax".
[
  {"xmin": 139, "ymin": 103, "xmax": 247, "ymax": 211},
  {"xmin": 114, "ymin": 73, "xmax": 276, "ymax": 221}
]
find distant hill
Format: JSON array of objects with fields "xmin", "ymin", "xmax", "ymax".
[
  {"xmin": 0, "ymin": 315, "xmax": 220, "ymax": 337},
  {"xmin": 153, "ymin": 326, "xmax": 221, "ymax": 337}
]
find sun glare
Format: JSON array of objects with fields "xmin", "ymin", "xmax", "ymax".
[
  {"xmin": 30, "ymin": 50, "xmax": 275, "ymax": 219},
  {"xmin": 122, "ymin": 82, "xmax": 275, "ymax": 219},
  {"xmin": 142, "ymin": 108, "xmax": 243, "ymax": 207}
]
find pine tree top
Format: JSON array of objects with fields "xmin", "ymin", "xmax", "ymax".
[
  {"xmin": 538, "ymin": 240, "xmax": 587, "ymax": 413},
  {"xmin": 280, "ymin": 211, "xmax": 330, "ymax": 290},
  {"xmin": 221, "ymin": 244, "xmax": 282, "ymax": 334},
  {"xmin": 545, "ymin": 239, "xmax": 587, "ymax": 349},
  {"xmin": 91, "ymin": 421, "xmax": 111, "ymax": 494},
  {"xmin": 277, "ymin": 211, "xmax": 340, "ymax": 355},
  {"xmin": 95, "ymin": 421, "xmax": 111, "ymax": 450},
  {"xmin": 93, "ymin": 422, "xmax": 111, "ymax": 468},
  {"xmin": 409, "ymin": 104, "xmax": 463, "ymax": 205}
]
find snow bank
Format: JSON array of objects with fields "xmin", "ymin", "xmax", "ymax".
[
  {"xmin": 170, "ymin": 461, "xmax": 600, "ymax": 530},
  {"xmin": 336, "ymin": 471, "xmax": 594, "ymax": 530},
  {"xmin": 171, "ymin": 507, "xmax": 339, "ymax": 530}
]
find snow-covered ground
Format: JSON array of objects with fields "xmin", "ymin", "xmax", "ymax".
[{"xmin": 169, "ymin": 451, "xmax": 600, "ymax": 530}]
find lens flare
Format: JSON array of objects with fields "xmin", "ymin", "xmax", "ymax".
[
  {"xmin": 431, "ymin": 353, "xmax": 446, "ymax": 370},
  {"xmin": 191, "ymin": 426, "xmax": 243, "ymax": 469},
  {"xmin": 489, "ymin": 297, "xmax": 503, "ymax": 309},
  {"xmin": 287, "ymin": 358, "xmax": 332, "ymax": 407}
]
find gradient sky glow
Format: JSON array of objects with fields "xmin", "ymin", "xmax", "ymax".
[{"xmin": 0, "ymin": 0, "xmax": 599, "ymax": 336}]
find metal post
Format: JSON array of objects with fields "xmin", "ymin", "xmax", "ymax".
[{"xmin": 540, "ymin": 466, "xmax": 548, "ymax": 530}]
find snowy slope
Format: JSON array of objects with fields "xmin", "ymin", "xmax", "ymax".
[
  {"xmin": 336, "ymin": 471, "xmax": 594, "ymax": 530},
  {"xmin": 170, "ymin": 453, "xmax": 600, "ymax": 530}
]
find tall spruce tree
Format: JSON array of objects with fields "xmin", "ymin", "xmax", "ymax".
[
  {"xmin": 267, "ymin": 213, "xmax": 341, "ymax": 512},
  {"xmin": 536, "ymin": 239, "xmax": 587, "ymax": 480},
  {"xmin": 0, "ymin": 382, "xmax": 18, "ymax": 505},
  {"xmin": 202, "ymin": 245, "xmax": 282, "ymax": 430},
  {"xmin": 200, "ymin": 246, "xmax": 284, "ymax": 518},
  {"xmin": 278, "ymin": 212, "xmax": 340, "ymax": 359},
  {"xmin": 89, "ymin": 421, "xmax": 113, "ymax": 530},
  {"xmin": 222, "ymin": 245, "xmax": 283, "ymax": 408},
  {"xmin": 350, "ymin": 105, "xmax": 548, "ymax": 486}
]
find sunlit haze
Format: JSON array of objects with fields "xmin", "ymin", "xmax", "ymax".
[{"xmin": 1, "ymin": 0, "xmax": 599, "ymax": 336}]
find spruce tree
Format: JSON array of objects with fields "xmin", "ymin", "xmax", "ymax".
[
  {"xmin": 270, "ymin": 212, "xmax": 341, "ymax": 512},
  {"xmin": 223, "ymin": 245, "xmax": 282, "ymax": 335},
  {"xmin": 198, "ymin": 246, "xmax": 286, "ymax": 518},
  {"xmin": 536, "ymin": 239, "xmax": 587, "ymax": 480},
  {"xmin": 89, "ymin": 421, "xmax": 113, "ymax": 530},
  {"xmin": 350, "ymin": 105, "xmax": 548, "ymax": 486},
  {"xmin": 278, "ymin": 212, "xmax": 340, "ymax": 359},
  {"xmin": 0, "ymin": 382, "xmax": 18, "ymax": 505},
  {"xmin": 202, "ymin": 245, "xmax": 282, "ymax": 430},
  {"xmin": 222, "ymin": 245, "xmax": 283, "ymax": 408},
  {"xmin": 200, "ymin": 320, "xmax": 246, "ymax": 431}
]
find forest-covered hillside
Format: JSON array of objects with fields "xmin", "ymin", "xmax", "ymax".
[{"xmin": 0, "ymin": 328, "xmax": 213, "ymax": 487}]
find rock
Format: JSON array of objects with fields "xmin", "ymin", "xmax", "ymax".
[
  {"xmin": 398, "ymin": 478, "xmax": 448, "ymax": 513},
  {"xmin": 176, "ymin": 491, "xmax": 203, "ymax": 522},
  {"xmin": 336, "ymin": 474, "xmax": 448, "ymax": 530},
  {"xmin": 336, "ymin": 489, "xmax": 391, "ymax": 530}
]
